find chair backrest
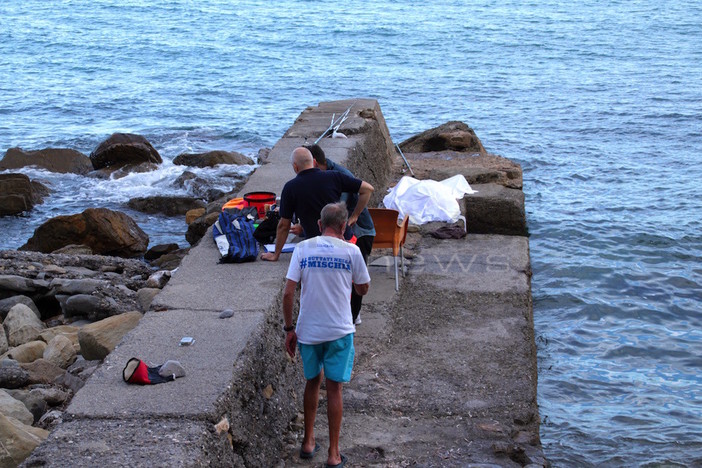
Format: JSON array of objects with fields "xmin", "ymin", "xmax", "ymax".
[{"xmin": 368, "ymin": 208, "xmax": 408, "ymax": 256}]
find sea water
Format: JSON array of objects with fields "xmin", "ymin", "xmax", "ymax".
[{"xmin": 1, "ymin": 1, "xmax": 701, "ymax": 465}]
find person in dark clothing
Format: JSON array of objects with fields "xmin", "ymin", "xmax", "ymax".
[
  {"xmin": 261, "ymin": 146, "xmax": 374, "ymax": 263},
  {"xmin": 305, "ymin": 144, "xmax": 375, "ymax": 325}
]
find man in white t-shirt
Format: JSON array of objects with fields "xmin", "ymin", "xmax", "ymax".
[{"xmin": 283, "ymin": 202, "xmax": 371, "ymax": 468}]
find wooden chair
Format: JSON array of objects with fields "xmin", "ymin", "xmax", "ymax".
[{"xmin": 368, "ymin": 208, "xmax": 409, "ymax": 291}]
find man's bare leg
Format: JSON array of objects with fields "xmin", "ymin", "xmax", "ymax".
[
  {"xmin": 302, "ymin": 373, "xmax": 322, "ymax": 454},
  {"xmin": 326, "ymin": 378, "xmax": 343, "ymax": 465}
]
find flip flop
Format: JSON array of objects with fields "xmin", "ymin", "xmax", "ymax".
[
  {"xmin": 299, "ymin": 442, "xmax": 320, "ymax": 459},
  {"xmin": 325, "ymin": 453, "xmax": 348, "ymax": 468}
]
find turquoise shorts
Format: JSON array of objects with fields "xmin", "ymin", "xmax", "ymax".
[{"xmin": 298, "ymin": 333, "xmax": 355, "ymax": 383}]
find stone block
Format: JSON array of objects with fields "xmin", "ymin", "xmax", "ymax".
[{"xmin": 462, "ymin": 183, "xmax": 527, "ymax": 236}]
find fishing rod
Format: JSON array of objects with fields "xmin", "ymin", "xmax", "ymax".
[{"xmin": 314, "ymin": 103, "xmax": 354, "ymax": 144}]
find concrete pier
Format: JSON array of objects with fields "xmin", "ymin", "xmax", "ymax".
[{"xmin": 23, "ymin": 99, "xmax": 544, "ymax": 467}]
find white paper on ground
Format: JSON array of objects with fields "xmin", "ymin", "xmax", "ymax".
[
  {"xmin": 264, "ymin": 244, "xmax": 297, "ymax": 253},
  {"xmin": 382, "ymin": 175, "xmax": 477, "ymax": 224}
]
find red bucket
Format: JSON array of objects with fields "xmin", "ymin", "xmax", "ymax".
[{"xmin": 243, "ymin": 191, "xmax": 276, "ymax": 218}]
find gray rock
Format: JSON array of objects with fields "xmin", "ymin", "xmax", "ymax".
[
  {"xmin": 0, "ymin": 389, "xmax": 34, "ymax": 425},
  {"xmin": 0, "ymin": 275, "xmax": 37, "ymax": 295},
  {"xmin": 62, "ymin": 294, "xmax": 101, "ymax": 318},
  {"xmin": 4, "ymin": 304, "xmax": 45, "ymax": 347},
  {"xmin": 0, "ymin": 295, "xmax": 40, "ymax": 320},
  {"xmin": 219, "ymin": 309, "xmax": 234, "ymax": 319},
  {"xmin": 49, "ymin": 278, "xmax": 108, "ymax": 295},
  {"xmin": 67, "ymin": 356, "xmax": 101, "ymax": 376},
  {"xmin": 29, "ymin": 386, "xmax": 72, "ymax": 407},
  {"xmin": 53, "ymin": 370, "xmax": 84, "ymax": 393},
  {"xmin": 0, "ymin": 364, "xmax": 29, "ymax": 389},
  {"xmin": 5, "ymin": 389, "xmax": 48, "ymax": 423}
]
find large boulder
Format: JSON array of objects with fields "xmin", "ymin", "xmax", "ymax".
[
  {"xmin": 78, "ymin": 311, "xmax": 142, "ymax": 360},
  {"xmin": 89, "ymin": 133, "xmax": 162, "ymax": 170},
  {"xmin": 0, "ymin": 173, "xmax": 48, "ymax": 216},
  {"xmin": 0, "ymin": 147, "xmax": 92, "ymax": 175},
  {"xmin": 0, "ymin": 412, "xmax": 49, "ymax": 467},
  {"xmin": 127, "ymin": 196, "xmax": 206, "ymax": 216},
  {"xmin": 403, "ymin": 150, "xmax": 523, "ymax": 190},
  {"xmin": 19, "ymin": 207, "xmax": 149, "ymax": 258},
  {"xmin": 399, "ymin": 121, "xmax": 486, "ymax": 154},
  {"xmin": 173, "ymin": 150, "xmax": 254, "ymax": 167},
  {"xmin": 3, "ymin": 304, "xmax": 45, "ymax": 347}
]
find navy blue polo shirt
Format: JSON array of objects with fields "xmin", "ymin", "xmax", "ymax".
[{"xmin": 279, "ymin": 168, "xmax": 362, "ymax": 238}]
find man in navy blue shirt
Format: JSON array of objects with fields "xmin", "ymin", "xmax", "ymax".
[
  {"xmin": 261, "ymin": 147, "xmax": 374, "ymax": 262},
  {"xmin": 305, "ymin": 144, "xmax": 376, "ymax": 325}
]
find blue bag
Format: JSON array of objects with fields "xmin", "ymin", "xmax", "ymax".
[{"xmin": 213, "ymin": 207, "xmax": 259, "ymax": 263}]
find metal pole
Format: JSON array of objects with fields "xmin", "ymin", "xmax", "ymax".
[{"xmin": 395, "ymin": 143, "xmax": 415, "ymax": 177}]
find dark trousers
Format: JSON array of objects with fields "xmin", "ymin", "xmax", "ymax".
[{"xmin": 351, "ymin": 235, "xmax": 374, "ymax": 322}]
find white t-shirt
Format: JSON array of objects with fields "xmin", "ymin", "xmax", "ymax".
[{"xmin": 286, "ymin": 235, "xmax": 371, "ymax": 345}]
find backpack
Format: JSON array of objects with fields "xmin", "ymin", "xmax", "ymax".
[
  {"xmin": 253, "ymin": 209, "xmax": 280, "ymax": 245},
  {"xmin": 213, "ymin": 207, "xmax": 259, "ymax": 263}
]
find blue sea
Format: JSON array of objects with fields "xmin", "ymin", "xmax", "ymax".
[{"xmin": 1, "ymin": 1, "xmax": 701, "ymax": 466}]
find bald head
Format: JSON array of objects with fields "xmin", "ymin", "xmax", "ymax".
[
  {"xmin": 320, "ymin": 201, "xmax": 348, "ymax": 234},
  {"xmin": 291, "ymin": 147, "xmax": 314, "ymax": 173}
]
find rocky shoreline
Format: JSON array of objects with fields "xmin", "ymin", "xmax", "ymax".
[
  {"xmin": 1, "ymin": 113, "xmax": 532, "ymax": 465},
  {"xmin": 0, "ymin": 249, "xmax": 174, "ymax": 464}
]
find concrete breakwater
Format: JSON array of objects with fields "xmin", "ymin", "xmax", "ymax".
[{"xmin": 22, "ymin": 99, "xmax": 544, "ymax": 466}]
